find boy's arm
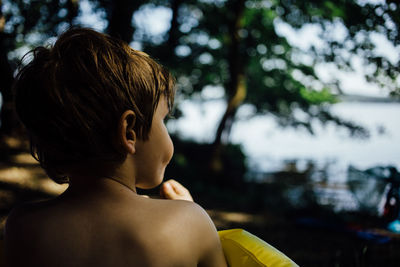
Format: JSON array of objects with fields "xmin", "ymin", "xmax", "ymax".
[
  {"xmin": 160, "ymin": 180, "xmax": 227, "ymax": 267},
  {"xmin": 194, "ymin": 204, "xmax": 228, "ymax": 267}
]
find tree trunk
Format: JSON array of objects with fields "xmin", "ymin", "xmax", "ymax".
[
  {"xmin": 106, "ymin": 0, "xmax": 144, "ymax": 43},
  {"xmin": 66, "ymin": 0, "xmax": 79, "ymax": 26},
  {"xmin": 168, "ymin": 0, "xmax": 181, "ymax": 50},
  {"xmin": 0, "ymin": 3, "xmax": 18, "ymax": 137},
  {"xmin": 148, "ymin": 0, "xmax": 182, "ymax": 66},
  {"xmin": 210, "ymin": 0, "xmax": 247, "ymax": 174},
  {"xmin": 213, "ymin": 74, "xmax": 246, "ymax": 147}
]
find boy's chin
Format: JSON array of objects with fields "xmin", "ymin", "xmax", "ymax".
[{"xmin": 136, "ymin": 178, "xmax": 163, "ymax": 190}]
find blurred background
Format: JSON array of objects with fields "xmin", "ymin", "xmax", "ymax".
[{"xmin": 0, "ymin": 0, "xmax": 400, "ymax": 266}]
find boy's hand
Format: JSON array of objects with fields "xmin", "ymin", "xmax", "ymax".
[{"xmin": 160, "ymin": 179, "xmax": 194, "ymax": 202}]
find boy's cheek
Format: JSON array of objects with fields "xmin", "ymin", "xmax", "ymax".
[{"xmin": 167, "ymin": 137, "xmax": 174, "ymax": 163}]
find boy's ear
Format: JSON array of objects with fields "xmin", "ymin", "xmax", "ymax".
[{"xmin": 118, "ymin": 110, "xmax": 136, "ymax": 154}]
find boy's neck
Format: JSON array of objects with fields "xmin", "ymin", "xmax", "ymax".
[
  {"xmin": 65, "ymin": 157, "xmax": 137, "ymax": 193},
  {"xmin": 66, "ymin": 173, "xmax": 137, "ymax": 197}
]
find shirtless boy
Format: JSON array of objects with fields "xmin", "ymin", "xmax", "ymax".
[{"xmin": 5, "ymin": 28, "xmax": 227, "ymax": 267}]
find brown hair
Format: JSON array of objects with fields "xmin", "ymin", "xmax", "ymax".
[{"xmin": 14, "ymin": 28, "xmax": 175, "ymax": 183}]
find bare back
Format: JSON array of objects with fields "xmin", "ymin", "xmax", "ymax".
[{"xmin": 5, "ymin": 180, "xmax": 227, "ymax": 267}]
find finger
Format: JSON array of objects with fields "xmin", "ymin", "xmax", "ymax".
[
  {"xmin": 161, "ymin": 180, "xmax": 194, "ymax": 202},
  {"xmin": 161, "ymin": 182, "xmax": 177, "ymax": 199},
  {"xmin": 167, "ymin": 179, "xmax": 188, "ymax": 195},
  {"xmin": 167, "ymin": 180, "xmax": 193, "ymax": 202},
  {"xmin": 162, "ymin": 179, "xmax": 182, "ymax": 195}
]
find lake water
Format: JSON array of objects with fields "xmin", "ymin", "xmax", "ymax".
[
  {"xmin": 168, "ymin": 100, "xmax": 400, "ymax": 212},
  {"xmin": 169, "ymin": 100, "xmax": 400, "ymax": 171}
]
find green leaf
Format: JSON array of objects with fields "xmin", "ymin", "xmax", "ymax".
[{"xmin": 300, "ymin": 87, "xmax": 338, "ymax": 104}]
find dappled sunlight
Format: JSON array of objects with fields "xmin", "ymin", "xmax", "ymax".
[
  {"xmin": 0, "ymin": 167, "xmax": 67, "ymax": 196},
  {"xmin": 0, "ymin": 167, "xmax": 33, "ymax": 180},
  {"xmin": 0, "ymin": 147, "xmax": 67, "ymax": 196},
  {"xmin": 1, "ymin": 136, "xmax": 27, "ymax": 150},
  {"xmin": 11, "ymin": 153, "xmax": 38, "ymax": 165},
  {"xmin": 207, "ymin": 210, "xmax": 266, "ymax": 229}
]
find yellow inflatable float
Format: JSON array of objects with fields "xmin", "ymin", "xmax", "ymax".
[{"xmin": 218, "ymin": 229, "xmax": 298, "ymax": 267}]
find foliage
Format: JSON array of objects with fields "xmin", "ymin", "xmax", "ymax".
[
  {"xmin": 1, "ymin": 0, "xmax": 78, "ymax": 56},
  {"xmin": 165, "ymin": 136, "xmax": 247, "ymax": 187},
  {"xmin": 139, "ymin": 0, "xmax": 399, "ymax": 143}
]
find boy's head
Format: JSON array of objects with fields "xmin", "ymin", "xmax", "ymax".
[{"xmin": 14, "ymin": 28, "xmax": 175, "ymax": 183}]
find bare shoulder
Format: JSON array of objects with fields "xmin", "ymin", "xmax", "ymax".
[
  {"xmin": 4, "ymin": 201, "xmax": 48, "ymax": 265},
  {"xmin": 146, "ymin": 198, "xmax": 215, "ymax": 234},
  {"xmin": 158, "ymin": 199, "xmax": 212, "ymax": 225},
  {"xmin": 141, "ymin": 199, "xmax": 227, "ymax": 267},
  {"xmin": 4, "ymin": 197, "xmax": 227, "ymax": 267},
  {"xmin": 5, "ymin": 201, "xmax": 43, "ymax": 239}
]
